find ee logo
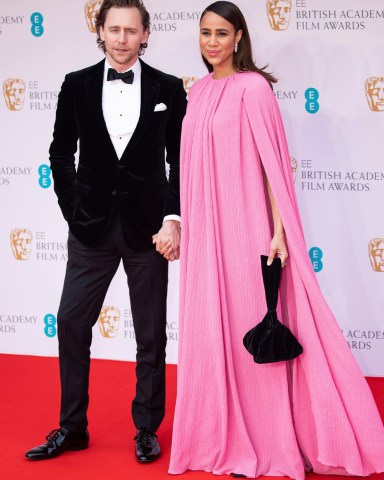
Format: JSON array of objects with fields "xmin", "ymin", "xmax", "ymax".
[
  {"xmin": 31, "ymin": 12, "xmax": 44, "ymax": 37},
  {"xmin": 44, "ymin": 314, "xmax": 57, "ymax": 337},
  {"xmin": 305, "ymin": 88, "xmax": 320, "ymax": 114},
  {"xmin": 309, "ymin": 247, "xmax": 323, "ymax": 272},
  {"xmin": 38, "ymin": 164, "xmax": 52, "ymax": 188}
]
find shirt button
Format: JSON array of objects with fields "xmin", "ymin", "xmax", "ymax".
[{"xmin": 111, "ymin": 190, "xmax": 117, "ymax": 196}]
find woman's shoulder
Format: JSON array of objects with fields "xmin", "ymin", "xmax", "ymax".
[
  {"xmin": 236, "ymin": 71, "xmax": 273, "ymax": 93},
  {"xmin": 188, "ymin": 73, "xmax": 211, "ymax": 92},
  {"xmin": 235, "ymin": 72, "xmax": 276, "ymax": 108}
]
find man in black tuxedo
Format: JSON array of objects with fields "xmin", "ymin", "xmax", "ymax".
[{"xmin": 25, "ymin": 0, "xmax": 186, "ymax": 463}]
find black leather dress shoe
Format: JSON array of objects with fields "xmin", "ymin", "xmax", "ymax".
[
  {"xmin": 25, "ymin": 427, "xmax": 89, "ymax": 460},
  {"xmin": 134, "ymin": 428, "xmax": 160, "ymax": 463}
]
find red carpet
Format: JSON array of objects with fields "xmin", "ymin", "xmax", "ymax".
[{"xmin": 0, "ymin": 354, "xmax": 383, "ymax": 480}]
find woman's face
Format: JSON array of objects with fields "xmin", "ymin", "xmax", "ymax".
[{"xmin": 200, "ymin": 11, "xmax": 242, "ymax": 74}]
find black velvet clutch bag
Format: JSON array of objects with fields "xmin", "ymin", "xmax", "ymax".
[{"xmin": 243, "ymin": 255, "xmax": 303, "ymax": 364}]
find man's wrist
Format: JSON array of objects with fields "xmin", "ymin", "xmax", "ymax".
[{"xmin": 163, "ymin": 214, "xmax": 181, "ymax": 224}]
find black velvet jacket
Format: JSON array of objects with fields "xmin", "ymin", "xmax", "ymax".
[{"xmin": 49, "ymin": 59, "xmax": 187, "ymax": 250}]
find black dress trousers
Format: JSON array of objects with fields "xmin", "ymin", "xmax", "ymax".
[{"xmin": 57, "ymin": 212, "xmax": 168, "ymax": 433}]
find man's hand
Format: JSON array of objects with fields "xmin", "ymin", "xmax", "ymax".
[{"xmin": 152, "ymin": 220, "xmax": 181, "ymax": 261}]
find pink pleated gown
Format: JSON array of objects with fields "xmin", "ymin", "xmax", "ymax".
[{"xmin": 169, "ymin": 72, "xmax": 384, "ymax": 479}]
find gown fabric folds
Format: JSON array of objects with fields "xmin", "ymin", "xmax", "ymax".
[{"xmin": 169, "ymin": 72, "xmax": 384, "ymax": 479}]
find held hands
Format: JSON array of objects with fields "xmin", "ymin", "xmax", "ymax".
[
  {"xmin": 267, "ymin": 232, "xmax": 289, "ymax": 268},
  {"xmin": 152, "ymin": 220, "xmax": 181, "ymax": 262}
]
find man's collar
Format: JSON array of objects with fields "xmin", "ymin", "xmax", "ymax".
[{"xmin": 104, "ymin": 57, "xmax": 141, "ymax": 76}]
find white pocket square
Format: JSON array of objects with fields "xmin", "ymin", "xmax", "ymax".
[{"xmin": 154, "ymin": 103, "xmax": 167, "ymax": 112}]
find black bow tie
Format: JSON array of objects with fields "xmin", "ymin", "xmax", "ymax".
[{"xmin": 107, "ymin": 68, "xmax": 134, "ymax": 84}]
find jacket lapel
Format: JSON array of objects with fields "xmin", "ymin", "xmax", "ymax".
[
  {"xmin": 120, "ymin": 60, "xmax": 160, "ymax": 161},
  {"xmin": 85, "ymin": 59, "xmax": 119, "ymax": 161}
]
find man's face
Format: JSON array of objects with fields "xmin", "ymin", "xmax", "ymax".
[
  {"xmin": 99, "ymin": 308, "xmax": 120, "ymax": 338},
  {"xmin": 4, "ymin": 80, "xmax": 25, "ymax": 111},
  {"xmin": 85, "ymin": 0, "xmax": 102, "ymax": 33},
  {"xmin": 267, "ymin": 0, "xmax": 292, "ymax": 30},
  {"xmin": 100, "ymin": 7, "xmax": 149, "ymax": 72},
  {"xmin": 11, "ymin": 229, "xmax": 32, "ymax": 260},
  {"xmin": 366, "ymin": 79, "xmax": 384, "ymax": 112},
  {"xmin": 370, "ymin": 240, "xmax": 384, "ymax": 272}
]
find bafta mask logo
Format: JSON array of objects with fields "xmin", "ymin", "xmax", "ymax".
[
  {"xmin": 368, "ymin": 238, "xmax": 384, "ymax": 272},
  {"xmin": 290, "ymin": 157, "xmax": 298, "ymax": 182},
  {"xmin": 266, "ymin": 0, "xmax": 292, "ymax": 31},
  {"xmin": 365, "ymin": 77, "xmax": 384, "ymax": 112},
  {"xmin": 182, "ymin": 77, "xmax": 198, "ymax": 95},
  {"xmin": 98, "ymin": 306, "xmax": 120, "ymax": 338},
  {"xmin": 3, "ymin": 78, "xmax": 26, "ymax": 111},
  {"xmin": 85, "ymin": 0, "xmax": 102, "ymax": 33},
  {"xmin": 10, "ymin": 228, "xmax": 33, "ymax": 260}
]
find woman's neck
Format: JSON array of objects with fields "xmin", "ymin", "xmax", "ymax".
[{"xmin": 212, "ymin": 67, "xmax": 236, "ymax": 79}]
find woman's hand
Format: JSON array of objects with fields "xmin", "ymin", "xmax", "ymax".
[{"xmin": 267, "ymin": 232, "xmax": 288, "ymax": 268}]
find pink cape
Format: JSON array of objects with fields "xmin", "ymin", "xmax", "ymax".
[{"xmin": 169, "ymin": 72, "xmax": 384, "ymax": 479}]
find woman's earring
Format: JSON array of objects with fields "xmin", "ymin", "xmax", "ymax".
[{"xmin": 234, "ymin": 43, "xmax": 238, "ymax": 53}]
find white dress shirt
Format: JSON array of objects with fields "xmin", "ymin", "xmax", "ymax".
[
  {"xmin": 102, "ymin": 58, "xmax": 141, "ymax": 160},
  {"xmin": 102, "ymin": 59, "xmax": 180, "ymax": 223}
]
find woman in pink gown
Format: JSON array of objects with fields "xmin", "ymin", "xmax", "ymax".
[{"xmin": 169, "ymin": 2, "xmax": 384, "ymax": 478}]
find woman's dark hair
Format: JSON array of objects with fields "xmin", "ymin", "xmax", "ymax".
[
  {"xmin": 95, "ymin": 0, "xmax": 150, "ymax": 56},
  {"xmin": 200, "ymin": 1, "xmax": 277, "ymax": 86}
]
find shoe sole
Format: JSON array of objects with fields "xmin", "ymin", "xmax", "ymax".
[
  {"xmin": 135, "ymin": 453, "xmax": 161, "ymax": 463},
  {"xmin": 25, "ymin": 444, "xmax": 89, "ymax": 461}
]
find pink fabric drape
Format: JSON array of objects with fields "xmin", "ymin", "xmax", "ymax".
[{"xmin": 169, "ymin": 72, "xmax": 384, "ymax": 479}]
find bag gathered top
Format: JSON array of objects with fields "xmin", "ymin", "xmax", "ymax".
[{"xmin": 243, "ymin": 255, "xmax": 303, "ymax": 364}]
